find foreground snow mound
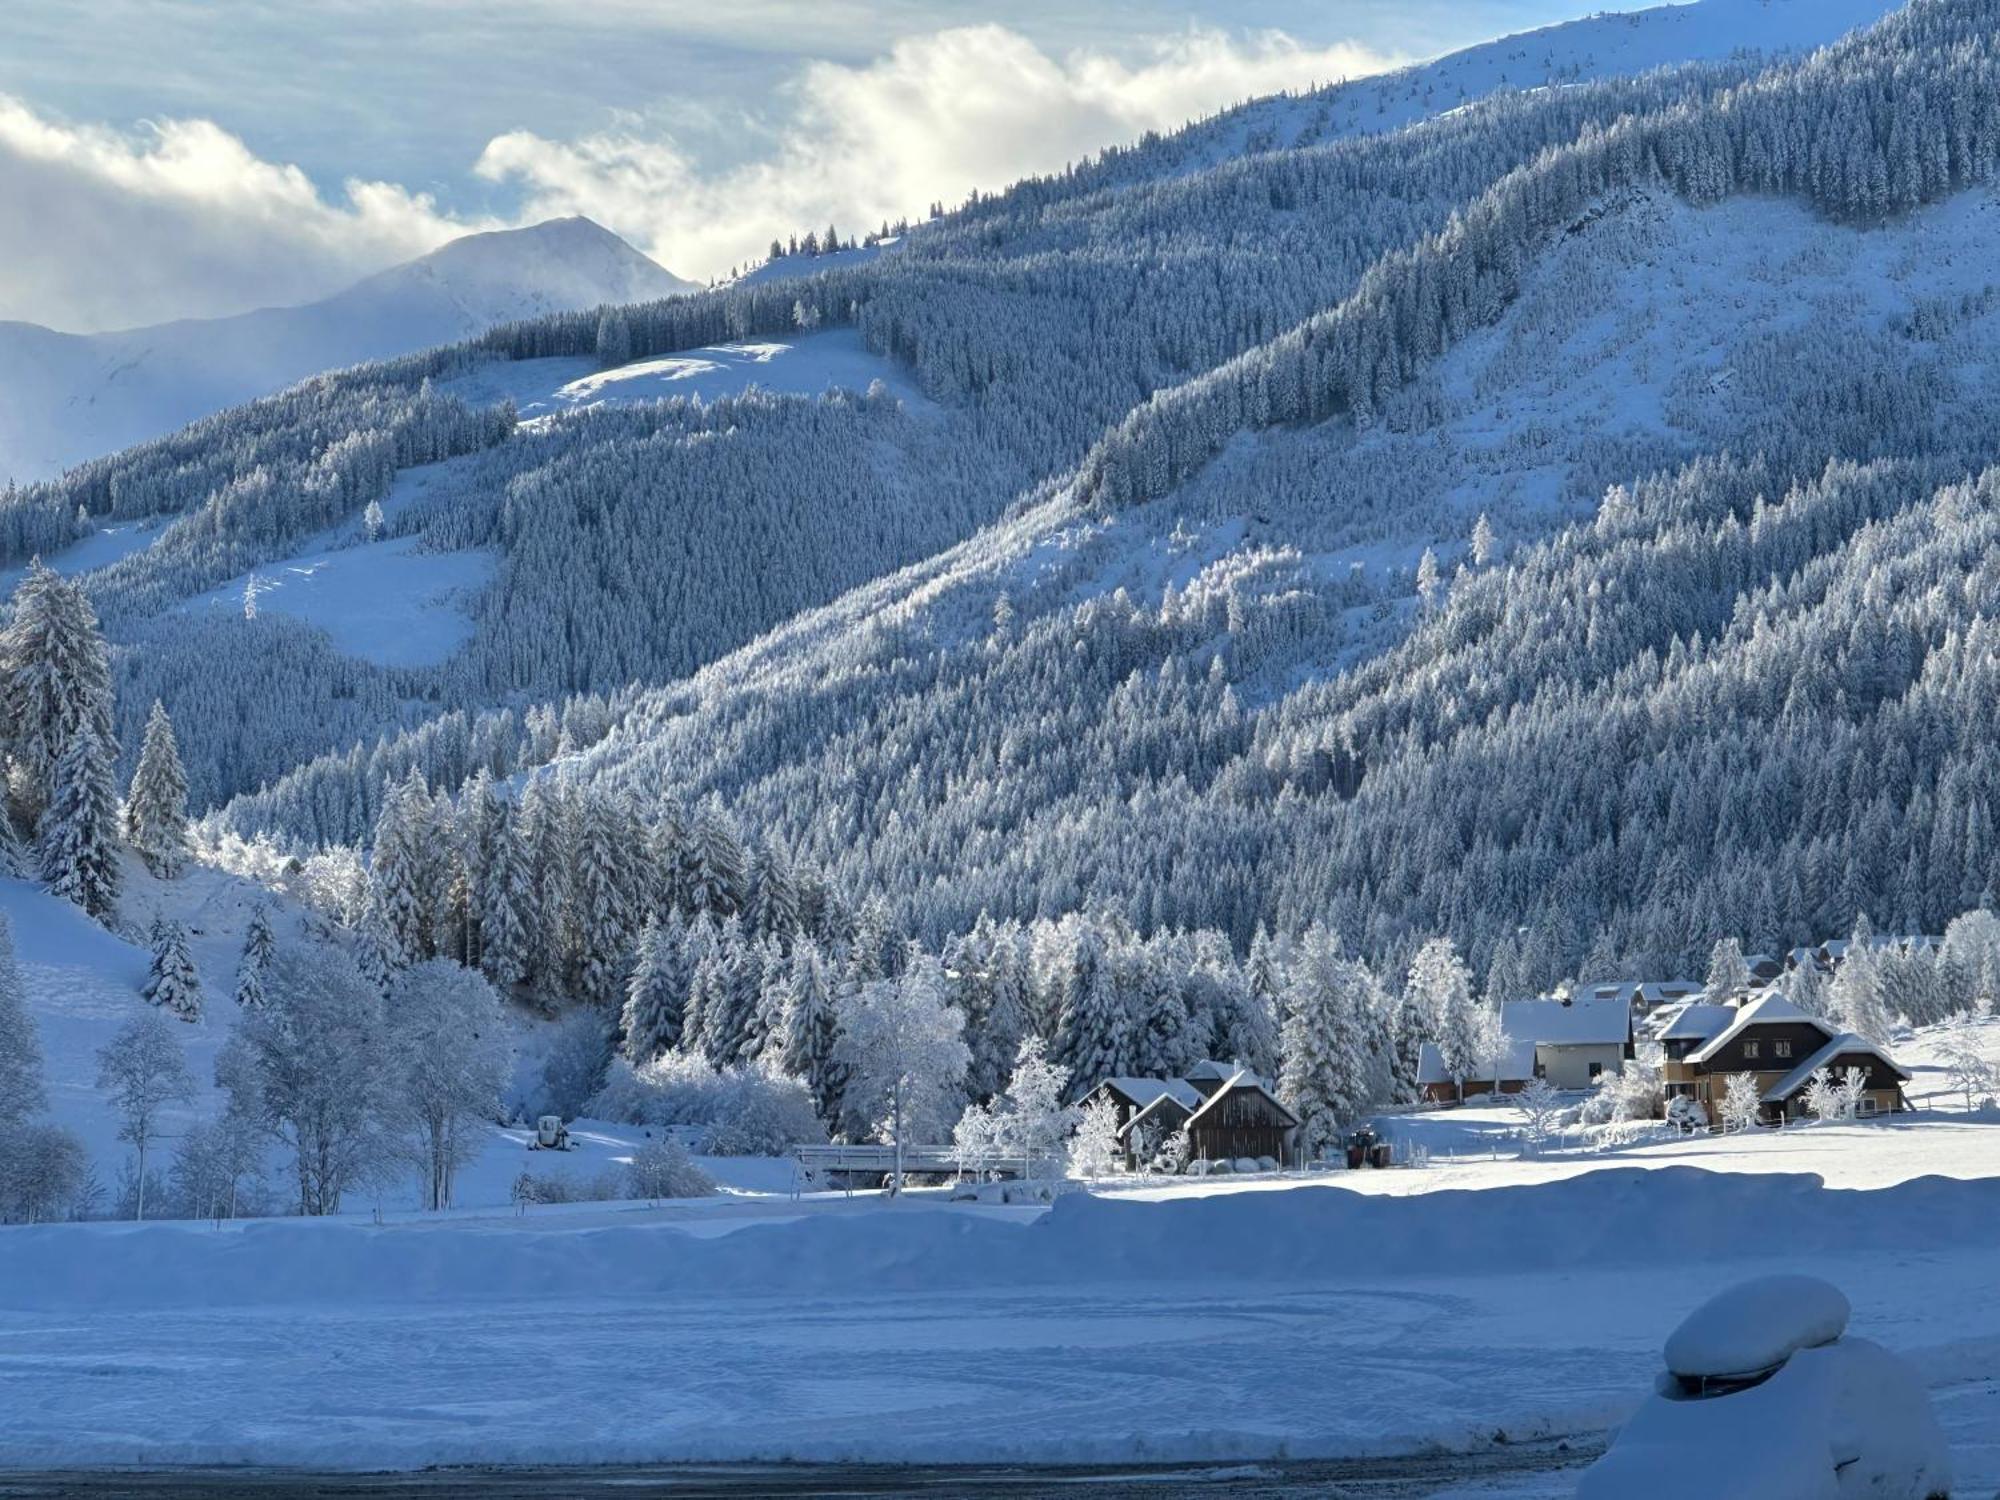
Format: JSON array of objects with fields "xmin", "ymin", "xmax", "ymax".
[
  {"xmin": 1665, "ymin": 1275, "xmax": 1850, "ymax": 1380},
  {"xmin": 12, "ymin": 1167, "xmax": 2000, "ymax": 1314},
  {"xmin": 1581, "ymin": 1335, "xmax": 1950, "ymax": 1500}
]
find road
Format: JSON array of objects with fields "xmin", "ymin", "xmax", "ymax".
[{"xmin": 0, "ymin": 1441, "xmax": 1602, "ymax": 1499}]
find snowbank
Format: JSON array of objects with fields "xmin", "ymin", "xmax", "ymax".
[{"xmin": 13, "ymin": 1166, "xmax": 2000, "ymax": 1314}]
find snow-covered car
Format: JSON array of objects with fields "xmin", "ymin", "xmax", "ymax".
[{"xmin": 1577, "ymin": 1275, "xmax": 1950, "ymax": 1500}]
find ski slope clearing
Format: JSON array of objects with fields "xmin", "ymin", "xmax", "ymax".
[
  {"xmin": 178, "ymin": 537, "xmax": 496, "ymax": 669},
  {"xmin": 6, "ymin": 1169, "xmax": 2000, "ymax": 1481},
  {"xmin": 444, "ymin": 329, "xmax": 932, "ymax": 426}
]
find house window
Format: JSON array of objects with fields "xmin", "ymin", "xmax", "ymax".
[
  {"xmin": 1859, "ymin": 1096, "xmax": 1879, "ymax": 1116},
  {"xmin": 1742, "ymin": 1040, "xmax": 1760, "ymax": 1061},
  {"xmin": 1773, "ymin": 1040, "xmax": 1792, "ymax": 1059},
  {"xmin": 1588, "ymin": 1061, "xmax": 1604, "ymax": 1080}
]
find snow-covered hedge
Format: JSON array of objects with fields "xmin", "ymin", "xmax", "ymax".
[{"xmin": 588, "ymin": 1053, "xmax": 825, "ymax": 1156}]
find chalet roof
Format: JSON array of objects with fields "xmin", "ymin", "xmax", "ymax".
[
  {"xmin": 1764, "ymin": 1033, "xmax": 1910, "ymax": 1100},
  {"xmin": 1686, "ymin": 993, "xmax": 1835, "ymax": 1066},
  {"xmin": 1185, "ymin": 1059, "xmax": 1238, "ymax": 1082},
  {"xmin": 1415, "ymin": 1038, "xmax": 1535, "ymax": 1086},
  {"xmin": 1117, "ymin": 1090, "xmax": 1195, "ymax": 1140},
  {"xmin": 1561, "ymin": 979, "xmax": 1702, "ymax": 1008},
  {"xmin": 1091, "ymin": 1077, "xmax": 1203, "ymax": 1111},
  {"xmin": 1501, "ymin": 997, "xmax": 1631, "ymax": 1048},
  {"xmin": 1184, "ymin": 1069, "xmax": 1298, "ymax": 1131},
  {"xmin": 1654, "ymin": 1002, "xmax": 1738, "ymax": 1042}
]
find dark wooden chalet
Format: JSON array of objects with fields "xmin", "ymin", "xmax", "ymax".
[
  {"xmin": 1184, "ymin": 1071, "xmax": 1299, "ymax": 1163},
  {"xmin": 1667, "ymin": 992, "xmax": 1909, "ymax": 1125}
]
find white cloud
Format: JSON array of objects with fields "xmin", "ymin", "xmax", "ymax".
[
  {"xmin": 0, "ymin": 24, "xmax": 1398, "ymax": 331},
  {"xmin": 477, "ymin": 25, "xmax": 1399, "ymax": 278},
  {"xmin": 0, "ymin": 96, "xmax": 487, "ymax": 332}
]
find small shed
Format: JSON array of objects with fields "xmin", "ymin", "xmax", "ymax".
[
  {"xmin": 1184, "ymin": 1071, "xmax": 1298, "ymax": 1163},
  {"xmin": 1078, "ymin": 1076, "xmax": 1202, "ymax": 1134}
]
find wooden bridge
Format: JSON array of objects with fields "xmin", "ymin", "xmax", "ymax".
[{"xmin": 790, "ymin": 1143, "xmax": 1058, "ymax": 1187}]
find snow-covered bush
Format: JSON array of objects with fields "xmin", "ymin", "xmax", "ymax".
[
  {"xmin": 588, "ymin": 1052, "xmax": 824, "ymax": 1155},
  {"xmin": 1666, "ymin": 1094, "xmax": 1708, "ymax": 1134},
  {"xmin": 510, "ymin": 1168, "xmax": 627, "ymax": 1206},
  {"xmin": 0, "ymin": 1123, "xmax": 89, "ymax": 1223},
  {"xmin": 624, "ymin": 1137, "xmax": 716, "ymax": 1201},
  {"xmin": 1578, "ymin": 1048, "xmax": 1664, "ymax": 1125}
]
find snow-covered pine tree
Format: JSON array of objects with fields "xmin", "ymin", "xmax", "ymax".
[
  {"xmin": 142, "ymin": 918, "xmax": 202, "ymax": 1022},
  {"xmin": 39, "ymin": 724, "xmax": 120, "ymax": 918},
  {"xmin": 235, "ymin": 904, "xmax": 275, "ymax": 1008},
  {"xmin": 1703, "ymin": 936, "xmax": 1750, "ymax": 1003},
  {"xmin": 571, "ymin": 790, "xmax": 636, "ymax": 1010},
  {"xmin": 1277, "ymin": 925, "xmax": 1368, "ymax": 1156},
  {"xmin": 619, "ymin": 917, "xmax": 684, "ymax": 1062},
  {"xmin": 478, "ymin": 800, "xmax": 533, "ymax": 993},
  {"xmin": 777, "ymin": 938, "xmax": 843, "ymax": 1123},
  {"xmin": 2, "ymin": 561, "xmax": 114, "ymax": 828},
  {"xmin": 124, "ymin": 701, "xmax": 189, "ymax": 878},
  {"xmin": 366, "ymin": 768, "xmax": 434, "ymax": 969}
]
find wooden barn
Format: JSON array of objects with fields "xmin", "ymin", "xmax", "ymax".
[{"xmin": 1183, "ymin": 1070, "xmax": 1298, "ymax": 1163}]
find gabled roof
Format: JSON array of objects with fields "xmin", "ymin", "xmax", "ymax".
[
  {"xmin": 1117, "ymin": 1090, "xmax": 1195, "ymax": 1140},
  {"xmin": 1185, "ymin": 1059, "xmax": 1239, "ymax": 1082},
  {"xmin": 1184, "ymin": 1069, "xmax": 1298, "ymax": 1130},
  {"xmin": 1686, "ymin": 993, "xmax": 1835, "ymax": 1066},
  {"xmin": 1764, "ymin": 1033, "xmax": 1911, "ymax": 1100},
  {"xmin": 1415, "ymin": 1038, "xmax": 1535, "ymax": 1086},
  {"xmin": 1090, "ymin": 1077, "xmax": 1202, "ymax": 1111},
  {"xmin": 1654, "ymin": 1002, "xmax": 1738, "ymax": 1042},
  {"xmin": 1501, "ymin": 997, "xmax": 1631, "ymax": 1048}
]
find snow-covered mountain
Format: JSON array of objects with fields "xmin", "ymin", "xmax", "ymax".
[{"xmin": 0, "ymin": 217, "xmax": 692, "ymax": 485}]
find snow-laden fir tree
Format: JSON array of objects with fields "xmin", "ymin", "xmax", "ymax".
[
  {"xmin": 1829, "ymin": 932, "xmax": 1893, "ymax": 1048},
  {"xmin": 682, "ymin": 921, "xmax": 730, "ymax": 1062},
  {"xmin": 235, "ymin": 904, "xmax": 275, "ymax": 1008},
  {"xmin": 2, "ymin": 561, "xmax": 113, "ymax": 828},
  {"xmin": 776, "ymin": 938, "xmax": 843, "ymax": 1125},
  {"xmin": 1407, "ymin": 937, "xmax": 1477, "ymax": 1096},
  {"xmin": 619, "ymin": 916, "xmax": 685, "ymax": 1062},
  {"xmin": 124, "ymin": 701, "xmax": 189, "ymax": 878},
  {"xmin": 366, "ymin": 768, "xmax": 436, "ymax": 969},
  {"xmin": 1703, "ymin": 936, "xmax": 1750, "ymax": 1004},
  {"xmin": 142, "ymin": 917, "xmax": 202, "ymax": 1022},
  {"xmin": 1277, "ymin": 925, "xmax": 1372, "ymax": 1156},
  {"xmin": 570, "ymin": 790, "xmax": 636, "ymax": 1009},
  {"xmin": 39, "ymin": 725, "xmax": 120, "ymax": 918},
  {"xmin": 478, "ymin": 802, "xmax": 533, "ymax": 993},
  {"xmin": 0, "ymin": 913, "xmax": 45, "ymax": 1132}
]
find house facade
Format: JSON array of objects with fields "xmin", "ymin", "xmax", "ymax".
[
  {"xmin": 1661, "ymin": 993, "xmax": 1910, "ymax": 1125},
  {"xmin": 1415, "ymin": 995, "xmax": 1632, "ymax": 1102},
  {"xmin": 1183, "ymin": 1072, "xmax": 1298, "ymax": 1163}
]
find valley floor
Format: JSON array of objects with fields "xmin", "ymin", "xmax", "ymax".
[{"xmin": 7, "ymin": 1167, "xmax": 2000, "ymax": 1494}]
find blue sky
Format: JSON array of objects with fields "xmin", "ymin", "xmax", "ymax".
[{"xmin": 0, "ymin": 1, "xmax": 1633, "ymax": 331}]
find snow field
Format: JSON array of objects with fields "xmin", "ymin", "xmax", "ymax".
[{"xmin": 6, "ymin": 1168, "xmax": 2000, "ymax": 1476}]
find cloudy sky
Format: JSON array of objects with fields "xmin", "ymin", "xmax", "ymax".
[{"xmin": 2, "ymin": 0, "xmax": 1623, "ymax": 333}]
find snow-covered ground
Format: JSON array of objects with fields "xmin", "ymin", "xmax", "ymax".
[
  {"xmin": 443, "ymin": 328, "xmax": 931, "ymax": 427},
  {"xmin": 6, "ymin": 1168, "xmax": 2000, "ymax": 1483}
]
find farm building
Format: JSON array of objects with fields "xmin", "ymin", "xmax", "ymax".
[{"xmin": 1184, "ymin": 1071, "xmax": 1298, "ymax": 1163}]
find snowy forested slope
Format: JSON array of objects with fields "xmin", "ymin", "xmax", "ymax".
[
  {"xmin": 0, "ymin": 218, "xmax": 691, "ymax": 487},
  {"xmin": 207, "ymin": 0, "xmax": 2000, "ymax": 997}
]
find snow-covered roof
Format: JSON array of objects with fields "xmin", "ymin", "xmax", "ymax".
[
  {"xmin": 1185, "ymin": 1059, "xmax": 1239, "ymax": 1081},
  {"xmin": 1764, "ymin": 1033, "xmax": 1911, "ymax": 1101},
  {"xmin": 1501, "ymin": 998, "xmax": 1631, "ymax": 1048},
  {"xmin": 1654, "ymin": 1002, "xmax": 1738, "ymax": 1042},
  {"xmin": 1416, "ymin": 1038, "xmax": 1535, "ymax": 1085},
  {"xmin": 1184, "ymin": 1069, "xmax": 1298, "ymax": 1130},
  {"xmin": 1092, "ymin": 1077, "xmax": 1202, "ymax": 1111},
  {"xmin": 1686, "ymin": 993, "xmax": 1835, "ymax": 1066},
  {"xmin": 1117, "ymin": 1090, "xmax": 1196, "ymax": 1139}
]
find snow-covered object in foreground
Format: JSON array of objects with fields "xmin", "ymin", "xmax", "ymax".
[
  {"xmin": 1663, "ymin": 1274, "xmax": 1850, "ymax": 1381},
  {"xmin": 1579, "ymin": 1283, "xmax": 1949, "ymax": 1500}
]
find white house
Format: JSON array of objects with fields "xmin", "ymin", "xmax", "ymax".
[{"xmin": 1500, "ymin": 997, "xmax": 1634, "ymax": 1089}]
